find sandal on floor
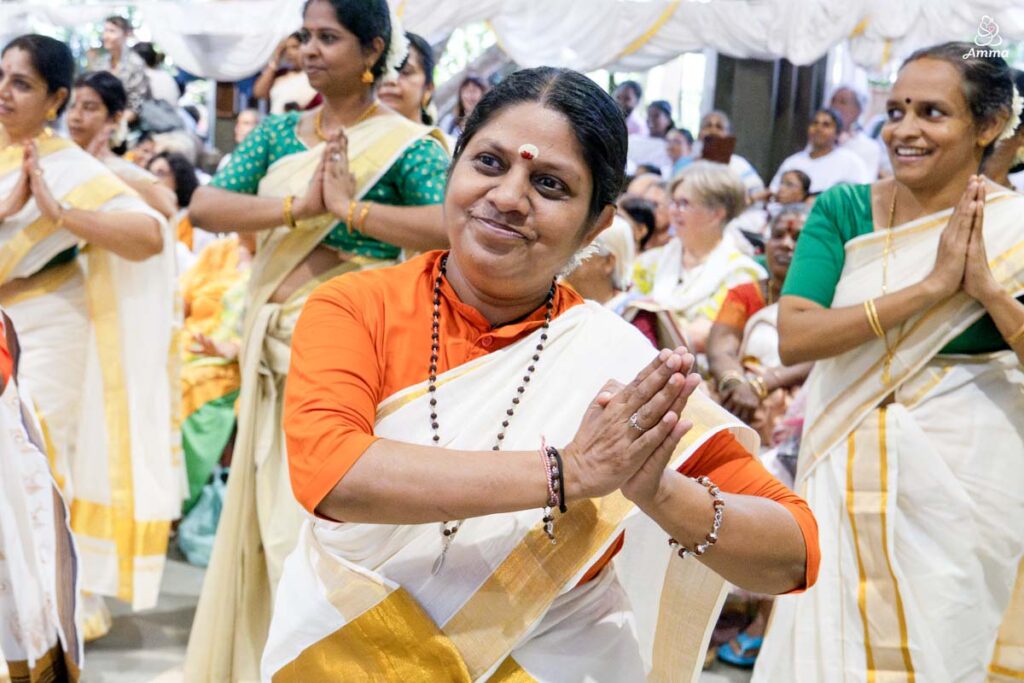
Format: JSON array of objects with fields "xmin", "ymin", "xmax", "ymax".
[{"xmin": 717, "ymin": 632, "xmax": 763, "ymax": 668}]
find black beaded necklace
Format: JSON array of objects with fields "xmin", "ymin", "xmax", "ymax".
[{"xmin": 429, "ymin": 254, "xmax": 555, "ymax": 574}]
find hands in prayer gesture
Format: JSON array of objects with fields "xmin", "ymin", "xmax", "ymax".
[
  {"xmin": 930, "ymin": 174, "xmax": 1002, "ymax": 304},
  {"xmin": 562, "ymin": 346, "xmax": 701, "ymax": 507},
  {"xmin": 290, "ymin": 128, "xmax": 355, "ymax": 222},
  {"xmin": 0, "ymin": 142, "xmax": 62, "ymax": 223}
]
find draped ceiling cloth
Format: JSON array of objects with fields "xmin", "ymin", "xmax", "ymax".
[{"xmin": 2, "ymin": 0, "xmax": 1023, "ymax": 81}]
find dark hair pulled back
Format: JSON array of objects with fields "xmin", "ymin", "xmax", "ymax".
[
  {"xmin": 903, "ymin": 42, "xmax": 1014, "ymax": 158},
  {"xmin": 150, "ymin": 152, "xmax": 199, "ymax": 208},
  {"xmin": 403, "ymin": 32, "xmax": 434, "ymax": 124},
  {"xmin": 74, "ymin": 71, "xmax": 127, "ymax": 118},
  {"xmin": 302, "ymin": 0, "xmax": 391, "ymax": 81},
  {"xmin": 2, "ymin": 34, "xmax": 75, "ymax": 116},
  {"xmin": 452, "ymin": 67, "xmax": 627, "ymax": 224}
]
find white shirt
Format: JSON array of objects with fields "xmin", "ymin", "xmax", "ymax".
[
  {"xmin": 146, "ymin": 67, "xmax": 180, "ymax": 106},
  {"xmin": 770, "ymin": 147, "xmax": 871, "ymax": 194},
  {"xmin": 841, "ymin": 129, "xmax": 883, "ymax": 180}
]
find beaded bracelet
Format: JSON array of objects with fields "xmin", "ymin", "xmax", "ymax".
[
  {"xmin": 668, "ymin": 476, "xmax": 725, "ymax": 559},
  {"xmin": 546, "ymin": 446, "xmax": 568, "ymax": 514}
]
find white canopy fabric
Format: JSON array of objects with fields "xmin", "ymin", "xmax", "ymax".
[
  {"xmin": 397, "ymin": 0, "xmax": 1024, "ymax": 72},
  {"xmin": 2, "ymin": 0, "xmax": 1022, "ymax": 81}
]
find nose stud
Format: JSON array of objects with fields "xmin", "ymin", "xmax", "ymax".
[{"xmin": 518, "ymin": 143, "xmax": 539, "ymax": 161}]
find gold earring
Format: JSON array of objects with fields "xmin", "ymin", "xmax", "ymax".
[
  {"xmin": 422, "ymin": 93, "xmax": 431, "ymax": 108},
  {"xmin": 361, "ymin": 67, "xmax": 374, "ymax": 85},
  {"xmin": 46, "ymin": 107, "xmax": 58, "ymax": 121}
]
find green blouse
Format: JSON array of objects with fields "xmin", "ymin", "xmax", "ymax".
[
  {"xmin": 782, "ymin": 183, "xmax": 1016, "ymax": 354},
  {"xmin": 210, "ymin": 111, "xmax": 448, "ymax": 260}
]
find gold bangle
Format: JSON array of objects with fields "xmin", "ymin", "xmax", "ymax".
[
  {"xmin": 346, "ymin": 199, "xmax": 358, "ymax": 234},
  {"xmin": 716, "ymin": 370, "xmax": 745, "ymax": 393},
  {"xmin": 355, "ymin": 202, "xmax": 372, "ymax": 233},
  {"xmin": 864, "ymin": 299, "xmax": 885, "ymax": 339},
  {"xmin": 746, "ymin": 374, "xmax": 769, "ymax": 400},
  {"xmin": 1007, "ymin": 322, "xmax": 1024, "ymax": 346},
  {"xmin": 282, "ymin": 195, "xmax": 297, "ymax": 229}
]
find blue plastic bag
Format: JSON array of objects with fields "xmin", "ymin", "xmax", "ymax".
[{"xmin": 178, "ymin": 466, "xmax": 228, "ymax": 567}]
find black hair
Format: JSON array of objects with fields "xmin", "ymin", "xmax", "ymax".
[
  {"xmin": 302, "ymin": 0, "xmax": 392, "ymax": 81},
  {"xmin": 648, "ymin": 100, "xmax": 675, "ymax": 136},
  {"xmin": 2, "ymin": 35, "xmax": 75, "ymax": 116},
  {"xmin": 636, "ymin": 163, "xmax": 662, "ymax": 177},
  {"xmin": 1010, "ymin": 69, "xmax": 1024, "ymax": 174},
  {"xmin": 104, "ymin": 16, "xmax": 132, "ymax": 34},
  {"xmin": 903, "ymin": 41, "xmax": 1014, "ymax": 159},
  {"xmin": 679, "ymin": 127, "xmax": 694, "ymax": 146},
  {"xmin": 73, "ymin": 71, "xmax": 127, "ymax": 117},
  {"xmin": 620, "ymin": 196, "xmax": 657, "ymax": 249},
  {"xmin": 403, "ymin": 32, "xmax": 435, "ymax": 125},
  {"xmin": 454, "ymin": 75, "xmax": 487, "ymax": 122},
  {"xmin": 452, "ymin": 67, "xmax": 627, "ymax": 225},
  {"xmin": 183, "ymin": 105, "xmax": 201, "ymax": 124},
  {"xmin": 132, "ymin": 42, "xmax": 162, "ymax": 69},
  {"xmin": 780, "ymin": 168, "xmax": 811, "ymax": 198},
  {"xmin": 617, "ymin": 80, "xmax": 642, "ymax": 100},
  {"xmin": 149, "ymin": 151, "xmax": 198, "ymax": 207},
  {"xmin": 813, "ymin": 107, "xmax": 844, "ymax": 135}
]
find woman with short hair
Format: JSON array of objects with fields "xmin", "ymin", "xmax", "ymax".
[
  {"xmin": 630, "ymin": 161, "xmax": 766, "ymax": 361},
  {"xmin": 769, "ymin": 107, "xmax": 872, "ymax": 194}
]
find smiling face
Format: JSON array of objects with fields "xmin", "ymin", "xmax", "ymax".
[
  {"xmin": 300, "ymin": 0, "xmax": 383, "ymax": 96},
  {"xmin": 0, "ymin": 48, "xmax": 65, "ymax": 140},
  {"xmin": 807, "ymin": 111, "xmax": 839, "ymax": 152},
  {"xmin": 378, "ymin": 46, "xmax": 431, "ymax": 122},
  {"xmin": 765, "ymin": 211, "xmax": 804, "ymax": 280},
  {"xmin": 882, "ymin": 58, "xmax": 1001, "ymax": 192},
  {"xmin": 67, "ymin": 85, "xmax": 116, "ymax": 149},
  {"xmin": 444, "ymin": 101, "xmax": 607, "ymax": 301}
]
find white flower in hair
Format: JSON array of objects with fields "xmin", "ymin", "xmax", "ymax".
[
  {"xmin": 381, "ymin": 8, "xmax": 408, "ymax": 84},
  {"xmin": 999, "ymin": 85, "xmax": 1024, "ymax": 142}
]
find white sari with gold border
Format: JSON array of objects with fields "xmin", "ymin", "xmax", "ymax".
[
  {"xmin": 754, "ymin": 189, "xmax": 1024, "ymax": 683},
  {"xmin": 186, "ymin": 113, "xmax": 448, "ymax": 682},
  {"xmin": 0, "ymin": 135, "xmax": 179, "ymax": 611},
  {"xmin": 262, "ymin": 302, "xmax": 759, "ymax": 682},
  {"xmin": 0, "ymin": 319, "xmax": 80, "ymax": 682}
]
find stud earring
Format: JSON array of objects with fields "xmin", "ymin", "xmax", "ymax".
[{"xmin": 361, "ymin": 67, "xmax": 374, "ymax": 85}]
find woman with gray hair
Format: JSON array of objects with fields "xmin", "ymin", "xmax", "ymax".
[
  {"xmin": 630, "ymin": 161, "xmax": 766, "ymax": 363},
  {"xmin": 565, "ymin": 214, "xmax": 637, "ymax": 315}
]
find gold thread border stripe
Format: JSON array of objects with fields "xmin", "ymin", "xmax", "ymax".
[{"xmin": 616, "ymin": 1, "xmax": 681, "ymax": 59}]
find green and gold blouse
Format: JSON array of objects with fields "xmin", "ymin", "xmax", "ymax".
[{"xmin": 210, "ymin": 111, "xmax": 448, "ymax": 260}]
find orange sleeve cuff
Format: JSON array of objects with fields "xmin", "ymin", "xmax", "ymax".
[{"xmin": 292, "ymin": 432, "xmax": 381, "ymax": 515}]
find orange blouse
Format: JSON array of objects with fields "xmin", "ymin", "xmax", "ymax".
[{"xmin": 285, "ymin": 251, "xmax": 820, "ymax": 591}]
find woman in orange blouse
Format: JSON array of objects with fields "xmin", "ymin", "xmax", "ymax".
[
  {"xmin": 708, "ymin": 205, "xmax": 812, "ymax": 438},
  {"xmin": 265, "ymin": 67, "xmax": 819, "ymax": 682}
]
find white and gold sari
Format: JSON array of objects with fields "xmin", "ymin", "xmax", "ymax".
[
  {"xmin": 628, "ymin": 235, "xmax": 765, "ymax": 365},
  {"xmin": 0, "ymin": 135, "xmax": 179, "ymax": 612},
  {"xmin": 262, "ymin": 302, "xmax": 759, "ymax": 682},
  {"xmin": 186, "ymin": 114, "xmax": 447, "ymax": 682},
  {"xmin": 0, "ymin": 318, "xmax": 80, "ymax": 683},
  {"xmin": 754, "ymin": 189, "xmax": 1024, "ymax": 682}
]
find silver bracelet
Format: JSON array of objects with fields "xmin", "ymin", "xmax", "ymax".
[{"xmin": 668, "ymin": 476, "xmax": 725, "ymax": 559}]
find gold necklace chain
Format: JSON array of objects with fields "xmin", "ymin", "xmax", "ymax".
[
  {"xmin": 879, "ymin": 185, "xmax": 899, "ymax": 384},
  {"xmin": 313, "ymin": 100, "xmax": 379, "ymax": 142}
]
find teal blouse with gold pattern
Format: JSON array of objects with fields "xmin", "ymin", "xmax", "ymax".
[{"xmin": 210, "ymin": 111, "xmax": 448, "ymax": 260}]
